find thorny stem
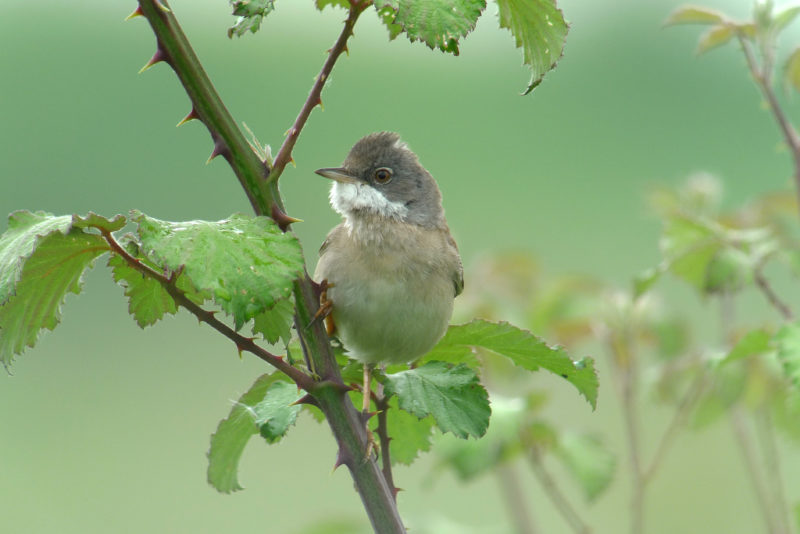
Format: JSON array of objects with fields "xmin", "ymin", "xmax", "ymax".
[
  {"xmin": 754, "ymin": 408, "xmax": 792, "ymax": 534},
  {"xmin": 132, "ymin": 2, "xmax": 405, "ymax": 532},
  {"xmin": 496, "ymin": 463, "xmax": 539, "ymax": 534},
  {"xmin": 374, "ymin": 391, "xmax": 397, "ymax": 499},
  {"xmin": 730, "ymin": 407, "xmax": 779, "ymax": 534},
  {"xmin": 525, "ymin": 447, "xmax": 590, "ymax": 534},
  {"xmin": 642, "ymin": 367, "xmax": 706, "ymax": 483},
  {"xmin": 270, "ymin": 0, "xmax": 372, "ymax": 181},
  {"xmin": 754, "ymin": 261, "xmax": 795, "ymax": 320},
  {"xmin": 99, "ymin": 227, "xmax": 313, "ymax": 390},
  {"xmin": 738, "ymin": 34, "xmax": 800, "ymax": 216}
]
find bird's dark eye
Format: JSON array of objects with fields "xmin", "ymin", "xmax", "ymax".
[{"xmin": 374, "ymin": 167, "xmax": 393, "ymax": 184}]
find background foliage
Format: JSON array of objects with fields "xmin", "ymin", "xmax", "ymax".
[{"xmin": 2, "ymin": 0, "xmax": 800, "ymax": 533}]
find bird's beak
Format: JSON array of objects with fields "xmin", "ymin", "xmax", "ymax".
[{"xmin": 315, "ymin": 167, "xmax": 363, "ymax": 184}]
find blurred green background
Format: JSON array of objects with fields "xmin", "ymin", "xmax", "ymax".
[{"xmin": 1, "ymin": 0, "xmax": 798, "ymax": 532}]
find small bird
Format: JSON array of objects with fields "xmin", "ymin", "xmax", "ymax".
[{"xmin": 314, "ymin": 132, "xmax": 463, "ymax": 415}]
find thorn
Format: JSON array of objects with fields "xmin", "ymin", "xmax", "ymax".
[
  {"xmin": 154, "ymin": 0, "xmax": 171, "ymax": 13},
  {"xmin": 291, "ymin": 394, "xmax": 319, "ymax": 408},
  {"xmin": 289, "ymin": 157, "xmax": 296, "ymax": 168},
  {"xmin": 333, "ymin": 448, "xmax": 351, "ymax": 471},
  {"xmin": 359, "ymin": 410, "xmax": 378, "ymax": 424},
  {"xmin": 392, "ymin": 487, "xmax": 404, "ymax": 498},
  {"xmin": 317, "ymin": 97, "xmax": 325, "ymax": 111},
  {"xmin": 176, "ymin": 108, "xmax": 200, "ymax": 127},
  {"xmin": 139, "ymin": 49, "xmax": 167, "ymax": 74},
  {"xmin": 206, "ymin": 139, "xmax": 228, "ymax": 164},
  {"xmin": 124, "ymin": 6, "xmax": 144, "ymax": 20},
  {"xmin": 270, "ymin": 203, "xmax": 303, "ymax": 231},
  {"xmin": 343, "ymin": 44, "xmax": 349, "ymax": 56}
]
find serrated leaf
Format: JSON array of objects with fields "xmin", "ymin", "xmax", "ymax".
[
  {"xmin": 253, "ymin": 380, "xmax": 303, "ymax": 442},
  {"xmin": 696, "ymin": 24, "xmax": 734, "ymax": 55},
  {"xmin": 664, "ymin": 6, "xmax": 726, "ymax": 26},
  {"xmin": 376, "ymin": 4, "xmax": 403, "ymax": 40},
  {"xmin": 496, "ymin": 0, "xmax": 568, "ymax": 93},
  {"xmin": 424, "ymin": 319, "xmax": 598, "ymax": 409},
  {"xmin": 555, "ymin": 433, "xmax": 615, "ymax": 502},
  {"xmin": 316, "ymin": 0, "xmax": 350, "ymax": 9},
  {"xmin": 379, "ymin": 396, "xmax": 434, "ymax": 465},
  {"xmin": 720, "ymin": 329, "xmax": 772, "ymax": 366},
  {"xmin": 207, "ymin": 373, "xmax": 291, "ymax": 493},
  {"xmin": 132, "ymin": 212, "xmax": 303, "ymax": 331},
  {"xmin": 384, "ymin": 361, "xmax": 490, "ymax": 438},
  {"xmin": 0, "ymin": 211, "xmax": 111, "ymax": 368},
  {"xmin": 776, "ymin": 322, "xmax": 800, "ymax": 389},
  {"xmin": 785, "ymin": 47, "xmax": 800, "ymax": 92},
  {"xmin": 252, "ymin": 296, "xmax": 294, "ymax": 345},
  {"xmin": 632, "ymin": 265, "xmax": 663, "ymax": 299},
  {"xmin": 774, "ymin": 6, "xmax": 800, "ymax": 31},
  {"xmin": 72, "ymin": 212, "xmax": 126, "ymax": 232},
  {"xmin": 377, "ymin": 0, "xmax": 486, "ymax": 55},
  {"xmin": 227, "ymin": 0, "xmax": 275, "ymax": 38},
  {"xmin": 108, "ymin": 253, "xmax": 177, "ymax": 328}
]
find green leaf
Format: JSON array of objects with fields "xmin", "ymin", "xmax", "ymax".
[
  {"xmin": 664, "ymin": 6, "xmax": 726, "ymax": 26},
  {"xmin": 379, "ymin": 396, "xmax": 434, "ymax": 465},
  {"xmin": 383, "ymin": 361, "xmax": 490, "ymax": 438},
  {"xmin": 784, "ymin": 47, "xmax": 800, "ymax": 93},
  {"xmin": 376, "ymin": 4, "xmax": 403, "ymax": 40},
  {"xmin": 424, "ymin": 319, "xmax": 598, "ymax": 409},
  {"xmin": 696, "ymin": 24, "xmax": 734, "ymax": 55},
  {"xmin": 555, "ymin": 433, "xmax": 615, "ymax": 502},
  {"xmin": 660, "ymin": 216, "xmax": 720, "ymax": 291},
  {"xmin": 632, "ymin": 265, "xmax": 664, "ymax": 299},
  {"xmin": 252, "ymin": 296, "xmax": 294, "ymax": 345},
  {"xmin": 207, "ymin": 373, "xmax": 292, "ymax": 493},
  {"xmin": 316, "ymin": 0, "xmax": 350, "ymax": 9},
  {"xmin": 776, "ymin": 322, "xmax": 800, "ymax": 389},
  {"xmin": 496, "ymin": 0, "xmax": 568, "ymax": 94},
  {"xmin": 71, "ymin": 212, "xmax": 126, "ymax": 233},
  {"xmin": 108, "ymin": 254, "xmax": 177, "ymax": 328},
  {"xmin": 132, "ymin": 212, "xmax": 303, "ymax": 331},
  {"xmin": 0, "ymin": 211, "xmax": 111, "ymax": 368},
  {"xmin": 227, "ymin": 0, "xmax": 275, "ymax": 38},
  {"xmin": 377, "ymin": 0, "xmax": 486, "ymax": 54},
  {"xmin": 704, "ymin": 247, "xmax": 752, "ymax": 294},
  {"xmin": 720, "ymin": 329, "xmax": 772, "ymax": 366},
  {"xmin": 253, "ymin": 380, "xmax": 303, "ymax": 442},
  {"xmin": 774, "ymin": 6, "xmax": 800, "ymax": 31}
]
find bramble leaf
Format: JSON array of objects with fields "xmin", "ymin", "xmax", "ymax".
[
  {"xmin": 776, "ymin": 322, "xmax": 800, "ymax": 389},
  {"xmin": 227, "ymin": 0, "xmax": 275, "ymax": 38},
  {"xmin": 379, "ymin": 396, "xmax": 434, "ymax": 465},
  {"xmin": 252, "ymin": 297, "xmax": 294, "ymax": 345},
  {"xmin": 207, "ymin": 373, "xmax": 293, "ymax": 493},
  {"xmin": 383, "ymin": 361, "xmax": 490, "ymax": 438},
  {"xmin": 132, "ymin": 212, "xmax": 303, "ymax": 331},
  {"xmin": 774, "ymin": 6, "xmax": 800, "ymax": 32},
  {"xmin": 423, "ymin": 319, "xmax": 598, "ymax": 409},
  {"xmin": 316, "ymin": 0, "xmax": 350, "ymax": 9},
  {"xmin": 496, "ymin": 0, "xmax": 568, "ymax": 93},
  {"xmin": 696, "ymin": 24, "xmax": 734, "ymax": 55},
  {"xmin": 0, "ymin": 211, "xmax": 112, "ymax": 368},
  {"xmin": 785, "ymin": 47, "xmax": 800, "ymax": 92},
  {"xmin": 108, "ymin": 253, "xmax": 177, "ymax": 328},
  {"xmin": 555, "ymin": 433, "xmax": 616, "ymax": 502},
  {"xmin": 664, "ymin": 6, "xmax": 726, "ymax": 26},
  {"xmin": 720, "ymin": 329, "xmax": 772, "ymax": 366},
  {"xmin": 377, "ymin": 0, "xmax": 486, "ymax": 55},
  {"xmin": 632, "ymin": 265, "xmax": 664, "ymax": 299},
  {"xmin": 253, "ymin": 380, "xmax": 303, "ymax": 442}
]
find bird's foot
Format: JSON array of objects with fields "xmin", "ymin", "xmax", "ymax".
[{"xmin": 309, "ymin": 280, "xmax": 335, "ymax": 334}]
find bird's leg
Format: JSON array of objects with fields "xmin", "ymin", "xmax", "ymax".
[{"xmin": 309, "ymin": 279, "xmax": 335, "ymax": 335}]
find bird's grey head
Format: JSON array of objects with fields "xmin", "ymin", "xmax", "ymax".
[{"xmin": 315, "ymin": 132, "xmax": 445, "ymax": 228}]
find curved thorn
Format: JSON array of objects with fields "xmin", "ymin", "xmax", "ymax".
[
  {"xmin": 176, "ymin": 108, "xmax": 200, "ymax": 127},
  {"xmin": 154, "ymin": 0, "xmax": 172, "ymax": 13},
  {"xmin": 139, "ymin": 49, "xmax": 166, "ymax": 74},
  {"xmin": 125, "ymin": 6, "xmax": 144, "ymax": 20}
]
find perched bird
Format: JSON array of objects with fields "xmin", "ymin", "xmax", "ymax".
[{"xmin": 314, "ymin": 132, "xmax": 463, "ymax": 413}]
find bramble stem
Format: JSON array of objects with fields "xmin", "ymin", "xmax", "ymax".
[
  {"xmin": 496, "ymin": 463, "xmax": 539, "ymax": 534},
  {"xmin": 99, "ymin": 227, "xmax": 313, "ymax": 389},
  {"xmin": 524, "ymin": 448, "xmax": 590, "ymax": 534},
  {"xmin": 737, "ymin": 34, "xmax": 800, "ymax": 217},
  {"xmin": 753, "ymin": 261, "xmax": 794, "ymax": 320},
  {"xmin": 270, "ymin": 0, "xmax": 372, "ymax": 181},
  {"xmin": 131, "ymin": 2, "xmax": 406, "ymax": 531},
  {"xmin": 375, "ymin": 391, "xmax": 397, "ymax": 499}
]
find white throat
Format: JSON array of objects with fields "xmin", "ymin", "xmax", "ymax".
[{"xmin": 330, "ymin": 182, "xmax": 408, "ymax": 221}]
